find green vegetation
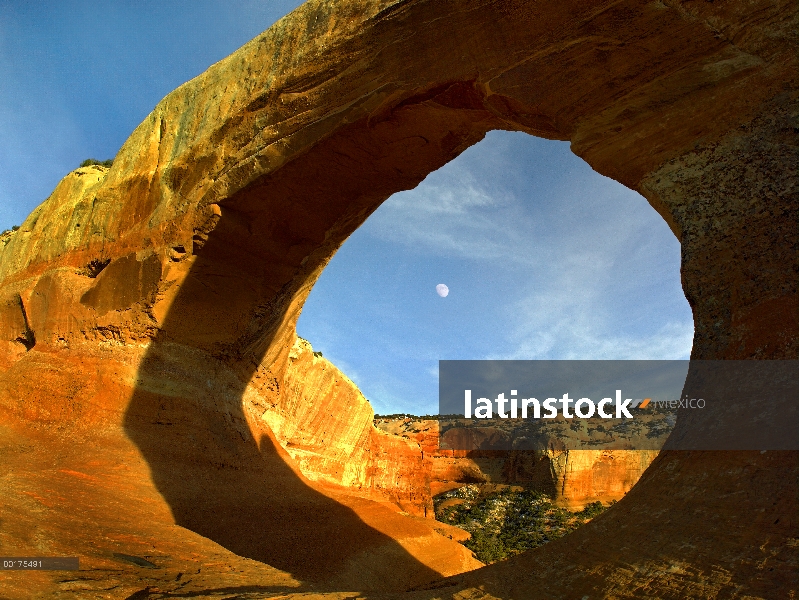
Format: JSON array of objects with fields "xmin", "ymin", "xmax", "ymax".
[
  {"xmin": 435, "ymin": 485, "xmax": 610, "ymax": 564},
  {"xmin": 82, "ymin": 258, "xmax": 111, "ymax": 278},
  {"xmin": 374, "ymin": 413, "xmax": 461, "ymax": 420},
  {"xmin": 1, "ymin": 225, "xmax": 19, "ymax": 236},
  {"xmin": 80, "ymin": 158, "xmax": 114, "ymax": 168}
]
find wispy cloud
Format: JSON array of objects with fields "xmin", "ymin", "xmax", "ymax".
[
  {"xmin": 366, "ymin": 144, "xmax": 694, "ymax": 362},
  {"xmin": 487, "ymin": 228, "xmax": 694, "ymax": 360},
  {"xmin": 491, "ymin": 308, "xmax": 694, "ymax": 361},
  {"xmin": 365, "ymin": 165, "xmax": 537, "ymax": 264}
]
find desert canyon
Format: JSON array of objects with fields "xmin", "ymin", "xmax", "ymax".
[{"xmin": 0, "ymin": 0, "xmax": 797, "ymax": 598}]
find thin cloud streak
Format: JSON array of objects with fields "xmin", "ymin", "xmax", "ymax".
[{"xmin": 367, "ymin": 165, "xmax": 537, "ymax": 264}]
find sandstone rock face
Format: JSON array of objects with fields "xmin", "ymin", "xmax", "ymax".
[
  {"xmin": 376, "ymin": 417, "xmax": 659, "ymax": 509},
  {"xmin": 254, "ymin": 337, "xmax": 434, "ymax": 515},
  {"xmin": 1, "ymin": 0, "xmax": 796, "ymax": 598},
  {"xmin": 250, "ymin": 343, "xmax": 656, "ymax": 516},
  {"xmin": 0, "ymin": 335, "xmax": 481, "ymax": 598}
]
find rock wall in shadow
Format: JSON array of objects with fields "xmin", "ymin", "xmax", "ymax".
[{"xmin": 124, "ymin": 352, "xmax": 438, "ymax": 585}]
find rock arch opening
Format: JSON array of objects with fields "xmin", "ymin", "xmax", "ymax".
[
  {"xmin": 291, "ymin": 130, "xmax": 695, "ymax": 562},
  {"xmin": 296, "ymin": 131, "xmax": 694, "ymax": 416}
]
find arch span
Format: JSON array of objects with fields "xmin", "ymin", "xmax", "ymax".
[{"xmin": 0, "ymin": 0, "xmax": 796, "ymax": 597}]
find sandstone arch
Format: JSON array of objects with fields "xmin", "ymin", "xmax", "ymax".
[{"xmin": 0, "ymin": 0, "xmax": 796, "ymax": 597}]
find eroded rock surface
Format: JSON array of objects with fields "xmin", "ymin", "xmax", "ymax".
[
  {"xmin": 256, "ymin": 338, "xmax": 436, "ymax": 515},
  {"xmin": 376, "ymin": 417, "xmax": 660, "ymax": 509},
  {"xmin": 1, "ymin": 0, "xmax": 796, "ymax": 598}
]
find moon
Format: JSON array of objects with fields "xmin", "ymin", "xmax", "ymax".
[{"xmin": 436, "ymin": 283, "xmax": 449, "ymax": 298}]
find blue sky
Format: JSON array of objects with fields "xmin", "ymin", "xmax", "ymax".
[
  {"xmin": 1, "ymin": 2, "xmax": 694, "ymax": 415},
  {"xmin": 0, "ymin": 0, "xmax": 304, "ymax": 229}
]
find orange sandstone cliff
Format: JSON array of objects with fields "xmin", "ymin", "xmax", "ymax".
[
  {"xmin": 258, "ymin": 337, "xmax": 435, "ymax": 515},
  {"xmin": 376, "ymin": 416, "xmax": 660, "ymax": 509},
  {"xmin": 1, "ymin": 0, "xmax": 797, "ymax": 598},
  {"xmin": 269, "ymin": 338, "xmax": 658, "ymax": 515}
]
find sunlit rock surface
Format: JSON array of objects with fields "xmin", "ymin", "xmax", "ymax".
[
  {"xmin": 376, "ymin": 417, "xmax": 660, "ymax": 509},
  {"xmin": 256, "ymin": 338, "xmax": 435, "ymax": 515},
  {"xmin": 1, "ymin": 0, "xmax": 796, "ymax": 597}
]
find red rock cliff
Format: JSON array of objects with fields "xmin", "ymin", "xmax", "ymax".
[{"xmin": 377, "ymin": 417, "xmax": 660, "ymax": 509}]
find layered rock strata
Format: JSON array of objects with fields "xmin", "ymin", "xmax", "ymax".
[
  {"xmin": 257, "ymin": 337, "xmax": 435, "ymax": 515},
  {"xmin": 376, "ymin": 417, "xmax": 660, "ymax": 509},
  {"xmin": 0, "ymin": 0, "xmax": 796, "ymax": 598}
]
